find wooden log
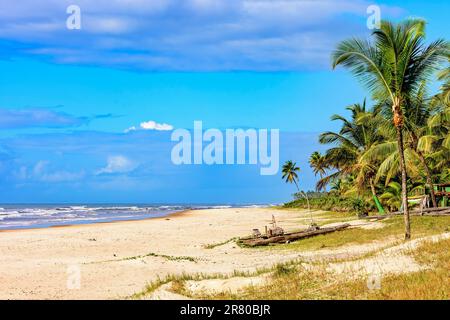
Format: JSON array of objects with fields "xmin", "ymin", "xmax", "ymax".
[
  {"xmin": 240, "ymin": 224, "xmax": 351, "ymax": 247},
  {"xmin": 423, "ymin": 209, "xmax": 450, "ymax": 215},
  {"xmin": 389, "ymin": 206, "xmax": 450, "ymax": 215},
  {"xmin": 361, "ymin": 209, "xmax": 450, "ymax": 220},
  {"xmin": 360, "ymin": 214, "xmax": 395, "ymax": 220}
]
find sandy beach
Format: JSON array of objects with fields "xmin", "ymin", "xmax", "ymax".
[
  {"xmin": 0, "ymin": 207, "xmax": 317, "ymax": 299},
  {"xmin": 2, "ymin": 206, "xmax": 449, "ymax": 300}
]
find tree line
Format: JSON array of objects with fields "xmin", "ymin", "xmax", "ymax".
[{"xmin": 283, "ymin": 19, "xmax": 450, "ymax": 240}]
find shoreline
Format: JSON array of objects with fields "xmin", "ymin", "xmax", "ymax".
[
  {"xmin": 0, "ymin": 206, "xmax": 304, "ymax": 299},
  {"xmin": 0, "ymin": 209, "xmax": 192, "ymax": 233},
  {"xmin": 0, "ymin": 205, "xmax": 273, "ymax": 233}
]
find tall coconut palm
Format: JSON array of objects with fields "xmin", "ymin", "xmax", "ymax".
[
  {"xmin": 367, "ymin": 83, "xmax": 441, "ymax": 208},
  {"xmin": 332, "ymin": 19, "xmax": 448, "ymax": 239},
  {"xmin": 282, "ymin": 160, "xmax": 300, "ymax": 191},
  {"xmin": 404, "ymin": 82, "xmax": 438, "ymax": 207}
]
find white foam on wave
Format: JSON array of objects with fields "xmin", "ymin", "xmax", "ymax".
[{"xmin": 0, "ymin": 204, "xmax": 209, "ymax": 229}]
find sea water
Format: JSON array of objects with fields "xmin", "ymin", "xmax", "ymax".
[{"xmin": 0, "ymin": 204, "xmax": 271, "ymax": 230}]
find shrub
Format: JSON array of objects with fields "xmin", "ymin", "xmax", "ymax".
[
  {"xmin": 351, "ymin": 198, "xmax": 369, "ymax": 217},
  {"xmin": 284, "ymin": 193, "xmax": 375, "ymax": 214}
]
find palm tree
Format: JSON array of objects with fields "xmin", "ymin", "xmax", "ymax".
[
  {"xmin": 309, "ymin": 151, "xmax": 327, "ymax": 179},
  {"xmin": 380, "ymin": 181, "xmax": 403, "ymax": 211},
  {"xmin": 282, "ymin": 160, "xmax": 300, "ymax": 191},
  {"xmin": 332, "ymin": 19, "xmax": 448, "ymax": 239},
  {"xmin": 315, "ymin": 102, "xmax": 385, "ymax": 213},
  {"xmin": 316, "ymin": 102, "xmax": 373, "ymax": 191},
  {"xmin": 419, "ymin": 95, "xmax": 450, "ymax": 180},
  {"xmin": 329, "ymin": 178, "xmax": 348, "ymax": 194},
  {"xmin": 438, "ymin": 59, "xmax": 450, "ymax": 103},
  {"xmin": 404, "ymin": 82, "xmax": 438, "ymax": 207},
  {"xmin": 364, "ymin": 84, "xmax": 440, "ymax": 207}
]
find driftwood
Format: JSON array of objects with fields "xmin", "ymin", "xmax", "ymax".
[{"xmin": 239, "ymin": 223, "xmax": 351, "ymax": 247}]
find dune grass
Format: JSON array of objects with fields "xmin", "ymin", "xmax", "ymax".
[
  {"xmin": 166, "ymin": 237, "xmax": 450, "ymax": 300},
  {"xmin": 130, "ymin": 266, "xmax": 278, "ymax": 299},
  {"xmin": 87, "ymin": 252, "xmax": 198, "ymax": 264},
  {"xmin": 203, "ymin": 237, "xmax": 238, "ymax": 249},
  {"xmin": 132, "ymin": 214, "xmax": 450, "ymax": 300},
  {"xmin": 259, "ymin": 216, "xmax": 450, "ymax": 252}
]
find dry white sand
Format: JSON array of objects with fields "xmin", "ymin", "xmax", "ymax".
[
  {"xmin": 0, "ymin": 207, "xmax": 320, "ymax": 299},
  {"xmin": 1, "ymin": 207, "xmax": 440, "ymax": 300}
]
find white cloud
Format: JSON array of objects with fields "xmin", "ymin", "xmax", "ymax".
[
  {"xmin": 97, "ymin": 155, "xmax": 136, "ymax": 174},
  {"xmin": 0, "ymin": 0, "xmax": 406, "ymax": 71},
  {"xmin": 124, "ymin": 125, "xmax": 136, "ymax": 133},
  {"xmin": 140, "ymin": 120, "xmax": 173, "ymax": 131},
  {"xmin": 125, "ymin": 120, "xmax": 173, "ymax": 133}
]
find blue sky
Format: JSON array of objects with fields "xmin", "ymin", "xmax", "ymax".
[{"xmin": 0, "ymin": 0, "xmax": 448, "ymax": 203}]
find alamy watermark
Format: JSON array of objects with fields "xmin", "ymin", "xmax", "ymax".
[
  {"xmin": 367, "ymin": 271, "xmax": 382, "ymax": 291},
  {"xmin": 66, "ymin": 4, "xmax": 81, "ymax": 30},
  {"xmin": 66, "ymin": 264, "xmax": 81, "ymax": 290},
  {"xmin": 65, "ymin": 4, "xmax": 381, "ymax": 32},
  {"xmin": 367, "ymin": 4, "xmax": 381, "ymax": 30},
  {"xmin": 171, "ymin": 121, "xmax": 279, "ymax": 175}
]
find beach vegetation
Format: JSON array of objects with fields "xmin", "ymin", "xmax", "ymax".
[
  {"xmin": 134, "ymin": 234, "xmax": 450, "ymax": 300},
  {"xmin": 260, "ymin": 215, "xmax": 450, "ymax": 252},
  {"xmin": 285, "ymin": 19, "xmax": 450, "ymax": 240}
]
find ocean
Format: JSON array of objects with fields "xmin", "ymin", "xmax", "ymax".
[{"xmin": 0, "ymin": 204, "xmax": 271, "ymax": 230}]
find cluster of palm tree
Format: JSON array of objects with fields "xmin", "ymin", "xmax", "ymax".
[{"xmin": 283, "ymin": 19, "xmax": 449, "ymax": 240}]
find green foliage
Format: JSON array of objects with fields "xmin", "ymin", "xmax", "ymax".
[
  {"xmin": 284, "ymin": 193, "xmax": 375, "ymax": 214},
  {"xmin": 380, "ymin": 181, "xmax": 402, "ymax": 211},
  {"xmin": 274, "ymin": 263, "xmax": 296, "ymax": 276},
  {"xmin": 300, "ymin": 20, "xmax": 450, "ymax": 215},
  {"xmin": 282, "ymin": 160, "xmax": 300, "ymax": 190},
  {"xmin": 309, "ymin": 151, "xmax": 328, "ymax": 178},
  {"xmin": 351, "ymin": 198, "xmax": 369, "ymax": 217}
]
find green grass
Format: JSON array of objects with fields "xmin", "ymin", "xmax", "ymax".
[
  {"xmin": 355, "ymin": 239, "xmax": 450, "ymax": 299},
  {"xmin": 124, "ymin": 252, "xmax": 198, "ymax": 263},
  {"xmin": 313, "ymin": 211, "xmax": 360, "ymax": 219},
  {"xmin": 87, "ymin": 252, "xmax": 198, "ymax": 264},
  {"xmin": 171, "ymin": 237, "xmax": 450, "ymax": 300},
  {"xmin": 288, "ymin": 210, "xmax": 358, "ymax": 227},
  {"xmin": 130, "ymin": 266, "xmax": 280, "ymax": 299},
  {"xmin": 131, "ymin": 215, "xmax": 450, "ymax": 300},
  {"xmin": 203, "ymin": 237, "xmax": 238, "ymax": 249},
  {"xmin": 255, "ymin": 216, "xmax": 450, "ymax": 252}
]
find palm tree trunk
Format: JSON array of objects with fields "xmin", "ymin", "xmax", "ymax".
[
  {"xmin": 396, "ymin": 124, "xmax": 411, "ymax": 240},
  {"xmin": 417, "ymin": 150, "xmax": 438, "ymax": 208},
  {"xmin": 293, "ymin": 180, "xmax": 300, "ymax": 192}
]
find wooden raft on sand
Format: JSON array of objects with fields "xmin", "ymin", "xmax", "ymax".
[{"xmin": 239, "ymin": 223, "xmax": 351, "ymax": 247}]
